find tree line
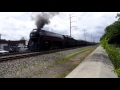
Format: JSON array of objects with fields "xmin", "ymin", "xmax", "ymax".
[{"xmin": 100, "ymin": 13, "xmax": 120, "ymax": 45}]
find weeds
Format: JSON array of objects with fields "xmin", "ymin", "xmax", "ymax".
[
  {"xmin": 57, "ymin": 46, "xmax": 97, "ymax": 78},
  {"xmin": 101, "ymin": 40, "xmax": 120, "ymax": 77}
]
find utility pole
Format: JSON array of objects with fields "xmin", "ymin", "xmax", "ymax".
[
  {"xmin": 69, "ymin": 13, "xmax": 77, "ymax": 37},
  {"xmin": 0, "ymin": 34, "xmax": 1, "ymax": 49},
  {"xmin": 92, "ymin": 36, "xmax": 95, "ymax": 42},
  {"xmin": 91, "ymin": 34, "xmax": 92, "ymax": 42},
  {"xmin": 0, "ymin": 34, "xmax": 1, "ymax": 40},
  {"xmin": 94, "ymin": 38, "xmax": 95, "ymax": 43},
  {"xmin": 82, "ymin": 30, "xmax": 87, "ymax": 41}
]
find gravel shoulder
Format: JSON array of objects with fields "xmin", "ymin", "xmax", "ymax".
[{"xmin": 0, "ymin": 45, "xmax": 98, "ymax": 78}]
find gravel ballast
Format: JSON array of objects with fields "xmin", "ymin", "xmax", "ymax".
[{"xmin": 0, "ymin": 46, "xmax": 97, "ymax": 78}]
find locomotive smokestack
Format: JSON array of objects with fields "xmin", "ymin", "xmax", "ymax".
[{"xmin": 33, "ymin": 12, "xmax": 59, "ymax": 29}]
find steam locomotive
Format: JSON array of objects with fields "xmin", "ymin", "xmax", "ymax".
[{"xmin": 28, "ymin": 29, "xmax": 94, "ymax": 51}]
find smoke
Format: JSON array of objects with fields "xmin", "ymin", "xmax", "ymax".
[{"xmin": 32, "ymin": 12, "xmax": 59, "ymax": 29}]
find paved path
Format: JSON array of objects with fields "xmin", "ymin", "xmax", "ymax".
[{"xmin": 65, "ymin": 45, "xmax": 118, "ymax": 78}]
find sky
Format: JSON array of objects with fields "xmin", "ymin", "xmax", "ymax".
[{"xmin": 0, "ymin": 12, "xmax": 119, "ymax": 43}]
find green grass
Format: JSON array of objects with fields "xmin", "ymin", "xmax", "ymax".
[
  {"xmin": 57, "ymin": 73, "xmax": 68, "ymax": 78},
  {"xmin": 57, "ymin": 64, "xmax": 78, "ymax": 78},
  {"xmin": 56, "ymin": 48, "xmax": 89, "ymax": 64},
  {"xmin": 57, "ymin": 46, "xmax": 98, "ymax": 78},
  {"xmin": 101, "ymin": 40, "xmax": 120, "ymax": 77},
  {"xmin": 115, "ymin": 68, "xmax": 120, "ymax": 77},
  {"xmin": 56, "ymin": 46, "xmax": 98, "ymax": 65}
]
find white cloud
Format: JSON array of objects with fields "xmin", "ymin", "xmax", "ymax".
[{"xmin": 0, "ymin": 12, "xmax": 119, "ymax": 42}]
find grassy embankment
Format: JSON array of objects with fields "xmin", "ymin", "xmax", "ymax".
[
  {"xmin": 101, "ymin": 40, "xmax": 120, "ymax": 77},
  {"xmin": 57, "ymin": 45, "xmax": 98, "ymax": 78}
]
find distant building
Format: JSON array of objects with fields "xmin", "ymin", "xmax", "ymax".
[{"xmin": 0, "ymin": 39, "xmax": 27, "ymax": 50}]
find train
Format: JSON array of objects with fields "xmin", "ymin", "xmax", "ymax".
[{"xmin": 28, "ymin": 29, "xmax": 95, "ymax": 51}]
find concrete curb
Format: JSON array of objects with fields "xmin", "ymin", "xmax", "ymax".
[{"xmin": 65, "ymin": 45, "xmax": 118, "ymax": 78}]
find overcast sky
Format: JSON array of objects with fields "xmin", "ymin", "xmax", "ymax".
[{"xmin": 0, "ymin": 12, "xmax": 119, "ymax": 42}]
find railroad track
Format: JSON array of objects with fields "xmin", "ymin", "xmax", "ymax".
[
  {"xmin": 0, "ymin": 52, "xmax": 40, "ymax": 62},
  {"xmin": 0, "ymin": 51, "xmax": 31, "ymax": 57},
  {"xmin": 0, "ymin": 46, "xmax": 92, "ymax": 62}
]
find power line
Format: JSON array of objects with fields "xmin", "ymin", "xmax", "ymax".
[
  {"xmin": 70, "ymin": 14, "xmax": 77, "ymax": 37},
  {"xmin": 54, "ymin": 17, "xmax": 69, "ymax": 25},
  {"xmin": 82, "ymin": 29, "xmax": 87, "ymax": 41}
]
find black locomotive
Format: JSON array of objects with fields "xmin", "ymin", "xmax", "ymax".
[{"xmin": 28, "ymin": 29, "xmax": 94, "ymax": 51}]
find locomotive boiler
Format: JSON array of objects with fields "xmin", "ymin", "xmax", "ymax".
[
  {"xmin": 28, "ymin": 29, "xmax": 95, "ymax": 52},
  {"xmin": 28, "ymin": 29, "xmax": 65, "ymax": 51}
]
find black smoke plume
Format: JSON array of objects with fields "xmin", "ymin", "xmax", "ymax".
[{"xmin": 33, "ymin": 12, "xmax": 59, "ymax": 29}]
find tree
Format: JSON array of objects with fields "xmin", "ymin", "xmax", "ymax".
[
  {"xmin": 116, "ymin": 13, "xmax": 120, "ymax": 21},
  {"xmin": 20, "ymin": 37, "xmax": 25, "ymax": 40},
  {"xmin": 100, "ymin": 14, "xmax": 120, "ymax": 44}
]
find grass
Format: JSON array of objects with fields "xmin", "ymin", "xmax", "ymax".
[
  {"xmin": 115, "ymin": 68, "xmax": 120, "ymax": 77},
  {"xmin": 57, "ymin": 46, "xmax": 98, "ymax": 78},
  {"xmin": 56, "ymin": 48, "xmax": 89, "ymax": 64},
  {"xmin": 101, "ymin": 40, "xmax": 120, "ymax": 77},
  {"xmin": 57, "ymin": 46, "xmax": 97, "ymax": 65},
  {"xmin": 57, "ymin": 64, "xmax": 77, "ymax": 78}
]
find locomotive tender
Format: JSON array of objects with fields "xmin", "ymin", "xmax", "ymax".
[{"xmin": 28, "ymin": 29, "xmax": 93, "ymax": 51}]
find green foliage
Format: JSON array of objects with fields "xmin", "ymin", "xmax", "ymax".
[
  {"xmin": 115, "ymin": 68, "xmax": 120, "ymax": 77},
  {"xmin": 116, "ymin": 13, "xmax": 120, "ymax": 21},
  {"xmin": 101, "ymin": 38, "xmax": 120, "ymax": 67},
  {"xmin": 101, "ymin": 39, "xmax": 120, "ymax": 77},
  {"xmin": 101, "ymin": 20, "xmax": 120, "ymax": 44},
  {"xmin": 100, "ymin": 13, "xmax": 120, "ymax": 77}
]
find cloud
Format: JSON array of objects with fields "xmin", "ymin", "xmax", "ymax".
[
  {"xmin": 0, "ymin": 12, "xmax": 119, "ymax": 43},
  {"xmin": 0, "ymin": 12, "xmax": 36, "ymax": 40}
]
